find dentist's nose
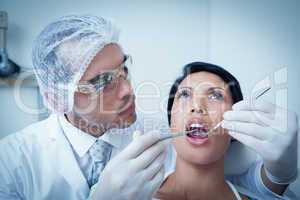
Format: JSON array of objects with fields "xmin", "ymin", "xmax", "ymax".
[{"xmin": 118, "ymin": 79, "xmax": 133, "ymax": 100}]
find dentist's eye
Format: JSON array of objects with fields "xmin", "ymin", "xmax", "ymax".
[
  {"xmin": 208, "ymin": 91, "xmax": 224, "ymax": 101},
  {"xmin": 177, "ymin": 89, "xmax": 191, "ymax": 99}
]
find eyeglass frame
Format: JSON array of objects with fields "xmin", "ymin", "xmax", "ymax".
[{"xmin": 75, "ymin": 54, "xmax": 132, "ymax": 94}]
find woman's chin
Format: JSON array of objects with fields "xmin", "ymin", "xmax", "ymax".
[
  {"xmin": 183, "ymin": 151, "xmax": 222, "ymax": 166},
  {"xmin": 174, "ymin": 138, "xmax": 227, "ymax": 165}
]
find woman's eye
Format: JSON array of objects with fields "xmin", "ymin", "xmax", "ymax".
[
  {"xmin": 208, "ymin": 91, "xmax": 224, "ymax": 101},
  {"xmin": 177, "ymin": 89, "xmax": 191, "ymax": 99}
]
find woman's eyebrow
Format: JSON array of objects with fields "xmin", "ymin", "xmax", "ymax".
[
  {"xmin": 178, "ymin": 86, "xmax": 192, "ymax": 90},
  {"xmin": 207, "ymin": 86, "xmax": 225, "ymax": 91},
  {"xmin": 178, "ymin": 86, "xmax": 226, "ymax": 92}
]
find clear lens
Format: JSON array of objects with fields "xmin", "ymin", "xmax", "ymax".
[{"xmin": 76, "ymin": 54, "xmax": 132, "ymax": 94}]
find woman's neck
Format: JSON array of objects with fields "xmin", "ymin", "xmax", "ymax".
[{"xmin": 159, "ymin": 156, "xmax": 235, "ymax": 200}]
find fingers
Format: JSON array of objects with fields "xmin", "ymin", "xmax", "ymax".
[
  {"xmin": 233, "ymin": 100, "xmax": 276, "ymax": 114},
  {"xmin": 222, "ymin": 120, "xmax": 273, "ymax": 140},
  {"xmin": 135, "ymin": 166, "xmax": 165, "ymax": 200},
  {"xmin": 132, "ymin": 151, "xmax": 166, "ymax": 196},
  {"xmin": 142, "ymin": 150, "xmax": 166, "ymax": 180},
  {"xmin": 223, "ymin": 110, "xmax": 273, "ymax": 127},
  {"xmin": 226, "ymin": 100, "xmax": 291, "ymax": 133},
  {"xmin": 121, "ymin": 131, "xmax": 164, "ymax": 159},
  {"xmin": 147, "ymin": 165, "xmax": 165, "ymax": 196},
  {"xmin": 227, "ymin": 130, "xmax": 264, "ymax": 150},
  {"xmin": 130, "ymin": 140, "xmax": 169, "ymax": 172}
]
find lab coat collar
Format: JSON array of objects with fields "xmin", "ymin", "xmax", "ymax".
[
  {"xmin": 58, "ymin": 114, "xmax": 123, "ymax": 157},
  {"xmin": 46, "ymin": 114, "xmax": 90, "ymax": 196}
]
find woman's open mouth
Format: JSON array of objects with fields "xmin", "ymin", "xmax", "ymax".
[
  {"xmin": 185, "ymin": 121, "xmax": 209, "ymax": 145},
  {"xmin": 186, "ymin": 123, "xmax": 209, "ymax": 139}
]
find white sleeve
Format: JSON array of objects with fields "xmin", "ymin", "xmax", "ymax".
[
  {"xmin": 0, "ymin": 170, "xmax": 22, "ymax": 200},
  {"xmin": 0, "ymin": 137, "xmax": 23, "ymax": 200},
  {"xmin": 163, "ymin": 144, "xmax": 176, "ymax": 180},
  {"xmin": 226, "ymin": 161, "xmax": 291, "ymax": 199}
]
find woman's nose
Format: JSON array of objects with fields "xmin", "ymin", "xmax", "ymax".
[
  {"xmin": 190, "ymin": 98, "xmax": 208, "ymax": 115},
  {"xmin": 190, "ymin": 95, "xmax": 208, "ymax": 115},
  {"xmin": 190, "ymin": 107, "xmax": 208, "ymax": 115}
]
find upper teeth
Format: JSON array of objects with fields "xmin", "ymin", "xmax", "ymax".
[{"xmin": 190, "ymin": 123, "xmax": 203, "ymax": 128}]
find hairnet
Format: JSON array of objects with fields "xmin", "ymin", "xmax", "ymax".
[{"xmin": 32, "ymin": 15, "xmax": 120, "ymax": 114}]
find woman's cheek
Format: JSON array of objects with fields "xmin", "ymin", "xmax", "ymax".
[
  {"xmin": 177, "ymin": 102, "xmax": 189, "ymax": 115},
  {"xmin": 170, "ymin": 113, "xmax": 183, "ymax": 133},
  {"xmin": 171, "ymin": 104, "xmax": 190, "ymax": 130},
  {"xmin": 207, "ymin": 106, "xmax": 223, "ymax": 123}
]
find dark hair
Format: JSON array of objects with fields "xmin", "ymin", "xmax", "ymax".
[{"xmin": 167, "ymin": 62, "xmax": 243, "ymax": 125}]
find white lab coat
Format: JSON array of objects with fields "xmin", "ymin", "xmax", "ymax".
[
  {"xmin": 0, "ymin": 114, "xmax": 170, "ymax": 200},
  {"xmin": 0, "ymin": 114, "xmax": 93, "ymax": 199}
]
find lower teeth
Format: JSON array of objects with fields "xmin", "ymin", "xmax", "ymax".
[{"xmin": 189, "ymin": 132, "xmax": 207, "ymax": 137}]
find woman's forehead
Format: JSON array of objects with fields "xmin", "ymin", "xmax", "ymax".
[{"xmin": 179, "ymin": 71, "xmax": 227, "ymax": 89}]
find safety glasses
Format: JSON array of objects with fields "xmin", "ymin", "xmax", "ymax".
[{"xmin": 76, "ymin": 55, "xmax": 132, "ymax": 94}]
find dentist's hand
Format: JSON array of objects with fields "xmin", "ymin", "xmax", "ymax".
[
  {"xmin": 90, "ymin": 130, "xmax": 170, "ymax": 200},
  {"xmin": 222, "ymin": 100, "xmax": 298, "ymax": 184}
]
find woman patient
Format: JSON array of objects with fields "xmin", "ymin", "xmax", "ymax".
[{"xmin": 155, "ymin": 62, "xmax": 254, "ymax": 200}]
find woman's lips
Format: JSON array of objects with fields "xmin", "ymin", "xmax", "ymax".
[
  {"xmin": 185, "ymin": 120, "xmax": 209, "ymax": 146},
  {"xmin": 183, "ymin": 116, "xmax": 211, "ymax": 146},
  {"xmin": 187, "ymin": 130, "xmax": 208, "ymax": 138},
  {"xmin": 186, "ymin": 131, "xmax": 209, "ymax": 145}
]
